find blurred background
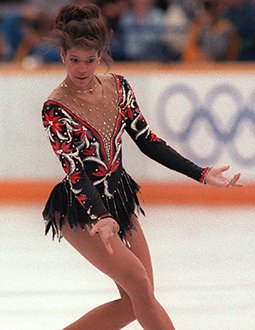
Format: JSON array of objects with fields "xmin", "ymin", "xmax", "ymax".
[
  {"xmin": 0, "ymin": 0, "xmax": 255, "ymax": 329},
  {"xmin": 1, "ymin": 0, "xmax": 255, "ymax": 64}
]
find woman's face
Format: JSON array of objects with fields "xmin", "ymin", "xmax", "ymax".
[{"xmin": 61, "ymin": 47, "xmax": 100, "ymax": 89}]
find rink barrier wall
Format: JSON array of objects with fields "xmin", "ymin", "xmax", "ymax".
[
  {"xmin": 1, "ymin": 63, "xmax": 255, "ymax": 205},
  {"xmin": 0, "ymin": 180, "xmax": 254, "ymax": 206}
]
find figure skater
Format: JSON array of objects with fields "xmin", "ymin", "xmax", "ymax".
[{"xmin": 41, "ymin": 4, "xmax": 242, "ymax": 329}]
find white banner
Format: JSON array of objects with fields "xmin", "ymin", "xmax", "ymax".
[{"xmin": 1, "ymin": 67, "xmax": 254, "ymax": 182}]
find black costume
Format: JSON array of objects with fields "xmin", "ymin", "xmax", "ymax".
[{"xmin": 42, "ymin": 74, "xmax": 206, "ymax": 241}]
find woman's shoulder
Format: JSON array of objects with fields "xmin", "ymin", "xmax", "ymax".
[
  {"xmin": 97, "ymin": 72, "xmax": 128, "ymax": 90},
  {"xmin": 42, "ymin": 84, "xmax": 67, "ymax": 108},
  {"xmin": 42, "ymin": 84, "xmax": 68, "ymax": 115},
  {"xmin": 46, "ymin": 84, "xmax": 64, "ymax": 102},
  {"xmin": 97, "ymin": 72, "xmax": 124, "ymax": 82}
]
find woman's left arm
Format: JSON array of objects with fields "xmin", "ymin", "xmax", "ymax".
[{"xmin": 120, "ymin": 76, "xmax": 242, "ymax": 187}]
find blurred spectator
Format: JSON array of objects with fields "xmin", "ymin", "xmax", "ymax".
[
  {"xmin": 0, "ymin": 8, "xmax": 23, "ymax": 61},
  {"xmin": 2, "ymin": 0, "xmax": 255, "ymax": 63},
  {"xmin": 95, "ymin": 0, "xmax": 129, "ymax": 61},
  {"xmin": 163, "ymin": 0, "xmax": 191, "ymax": 61},
  {"xmin": 0, "ymin": 4, "xmax": 60, "ymax": 65},
  {"xmin": 95, "ymin": 0, "xmax": 128, "ymax": 30},
  {"xmin": 0, "ymin": 0, "xmax": 26, "ymax": 6},
  {"xmin": 27, "ymin": 0, "xmax": 72, "ymax": 14},
  {"xmin": 155, "ymin": 0, "xmax": 169, "ymax": 12},
  {"xmin": 179, "ymin": 0, "xmax": 200, "ymax": 20},
  {"xmin": 0, "ymin": 35, "xmax": 9, "ymax": 62},
  {"xmin": 114, "ymin": 0, "xmax": 173, "ymax": 61},
  {"xmin": 182, "ymin": 0, "xmax": 240, "ymax": 62},
  {"xmin": 224, "ymin": 0, "xmax": 255, "ymax": 61}
]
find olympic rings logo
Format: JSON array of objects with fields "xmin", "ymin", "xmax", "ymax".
[{"xmin": 157, "ymin": 83, "xmax": 255, "ymax": 166}]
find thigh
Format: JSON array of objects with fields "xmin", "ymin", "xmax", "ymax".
[
  {"xmin": 60, "ymin": 221, "xmax": 152, "ymax": 294},
  {"xmin": 126, "ymin": 215, "xmax": 154, "ymax": 288},
  {"xmin": 115, "ymin": 215, "xmax": 154, "ymax": 299}
]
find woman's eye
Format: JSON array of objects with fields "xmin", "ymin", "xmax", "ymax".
[{"xmin": 68, "ymin": 57, "xmax": 96, "ymax": 63}]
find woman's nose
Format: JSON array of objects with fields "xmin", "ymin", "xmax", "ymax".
[{"xmin": 77, "ymin": 62, "xmax": 88, "ymax": 73}]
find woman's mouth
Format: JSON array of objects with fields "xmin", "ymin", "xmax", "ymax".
[{"xmin": 76, "ymin": 76, "xmax": 87, "ymax": 81}]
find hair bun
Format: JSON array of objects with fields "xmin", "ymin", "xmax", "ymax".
[
  {"xmin": 56, "ymin": 4, "xmax": 100, "ymax": 27},
  {"xmin": 81, "ymin": 4, "xmax": 100, "ymax": 20}
]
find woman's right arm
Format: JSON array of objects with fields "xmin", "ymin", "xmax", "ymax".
[{"xmin": 42, "ymin": 102, "xmax": 111, "ymax": 222}]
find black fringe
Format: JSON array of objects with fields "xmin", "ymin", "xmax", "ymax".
[{"xmin": 42, "ymin": 170, "xmax": 145, "ymax": 242}]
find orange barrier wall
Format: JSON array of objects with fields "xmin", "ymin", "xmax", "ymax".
[{"xmin": 0, "ymin": 180, "xmax": 254, "ymax": 206}]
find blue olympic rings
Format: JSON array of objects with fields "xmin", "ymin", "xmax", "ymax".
[{"xmin": 157, "ymin": 83, "xmax": 255, "ymax": 166}]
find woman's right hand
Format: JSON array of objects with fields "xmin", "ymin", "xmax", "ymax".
[{"xmin": 89, "ymin": 218, "xmax": 120, "ymax": 254}]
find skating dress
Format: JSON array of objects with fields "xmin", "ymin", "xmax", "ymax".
[{"xmin": 42, "ymin": 73, "xmax": 206, "ymax": 241}]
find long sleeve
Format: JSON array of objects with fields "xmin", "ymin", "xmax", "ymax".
[
  {"xmin": 42, "ymin": 102, "xmax": 111, "ymax": 221},
  {"xmin": 119, "ymin": 75, "xmax": 205, "ymax": 182}
]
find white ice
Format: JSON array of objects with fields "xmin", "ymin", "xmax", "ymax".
[{"xmin": 0, "ymin": 204, "xmax": 254, "ymax": 330}]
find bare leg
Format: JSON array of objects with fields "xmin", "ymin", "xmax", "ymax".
[
  {"xmin": 62, "ymin": 217, "xmax": 148, "ymax": 329},
  {"xmin": 61, "ymin": 216, "xmax": 175, "ymax": 330}
]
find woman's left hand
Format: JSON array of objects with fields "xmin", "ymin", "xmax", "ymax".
[{"xmin": 205, "ymin": 165, "xmax": 243, "ymax": 188}]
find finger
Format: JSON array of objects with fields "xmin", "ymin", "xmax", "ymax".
[
  {"xmin": 89, "ymin": 226, "xmax": 99, "ymax": 236},
  {"xmin": 234, "ymin": 183, "xmax": 244, "ymax": 187},
  {"xmin": 218, "ymin": 165, "xmax": 230, "ymax": 173},
  {"xmin": 103, "ymin": 238, "xmax": 113, "ymax": 254},
  {"xmin": 220, "ymin": 171, "xmax": 241, "ymax": 185},
  {"xmin": 231, "ymin": 173, "xmax": 240, "ymax": 183},
  {"xmin": 226, "ymin": 174, "xmax": 240, "ymax": 187},
  {"xmin": 229, "ymin": 173, "xmax": 243, "ymax": 187}
]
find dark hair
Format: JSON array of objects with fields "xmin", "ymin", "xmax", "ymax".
[{"xmin": 50, "ymin": 4, "xmax": 112, "ymax": 64}]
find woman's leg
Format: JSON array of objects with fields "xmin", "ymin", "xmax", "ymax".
[
  {"xmin": 61, "ymin": 216, "xmax": 175, "ymax": 330},
  {"xmin": 62, "ymin": 216, "xmax": 149, "ymax": 329}
]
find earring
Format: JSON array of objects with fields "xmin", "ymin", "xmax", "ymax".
[{"xmin": 61, "ymin": 57, "xmax": 65, "ymax": 63}]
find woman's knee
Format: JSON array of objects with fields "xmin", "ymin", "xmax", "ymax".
[{"xmin": 124, "ymin": 269, "xmax": 154, "ymax": 302}]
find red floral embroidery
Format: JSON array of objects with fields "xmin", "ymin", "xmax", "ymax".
[
  {"xmin": 111, "ymin": 160, "xmax": 119, "ymax": 173},
  {"xmin": 150, "ymin": 133, "xmax": 161, "ymax": 142},
  {"xmin": 44, "ymin": 109, "xmax": 64, "ymax": 134},
  {"xmin": 92, "ymin": 165, "xmax": 108, "ymax": 177},
  {"xmin": 83, "ymin": 145, "xmax": 95, "ymax": 156},
  {"xmin": 60, "ymin": 141, "xmax": 73, "ymax": 153},
  {"xmin": 138, "ymin": 113, "xmax": 144, "ymax": 121},
  {"xmin": 127, "ymin": 106, "xmax": 143, "ymax": 122},
  {"xmin": 69, "ymin": 171, "xmax": 81, "ymax": 184},
  {"xmin": 51, "ymin": 140, "xmax": 61, "ymax": 153},
  {"xmin": 76, "ymin": 194, "xmax": 88, "ymax": 205},
  {"xmin": 73, "ymin": 124, "xmax": 92, "ymax": 140},
  {"xmin": 92, "ymin": 161, "xmax": 119, "ymax": 178},
  {"xmin": 127, "ymin": 107, "xmax": 134, "ymax": 120},
  {"xmin": 52, "ymin": 140, "xmax": 73, "ymax": 155}
]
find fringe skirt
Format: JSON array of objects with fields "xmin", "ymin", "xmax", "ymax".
[{"xmin": 42, "ymin": 170, "xmax": 145, "ymax": 242}]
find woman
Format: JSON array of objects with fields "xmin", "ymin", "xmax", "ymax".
[{"xmin": 42, "ymin": 4, "xmax": 241, "ymax": 329}]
